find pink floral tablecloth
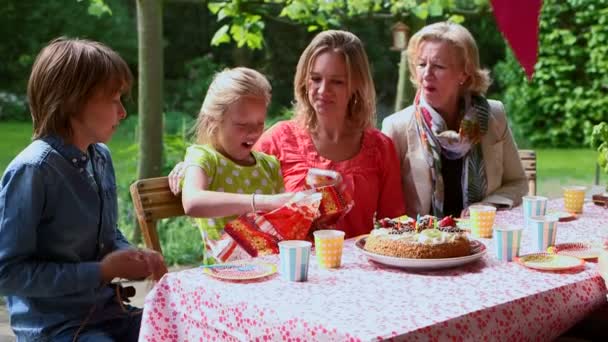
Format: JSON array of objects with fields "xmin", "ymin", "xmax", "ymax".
[{"xmin": 139, "ymin": 200, "xmax": 608, "ymax": 341}]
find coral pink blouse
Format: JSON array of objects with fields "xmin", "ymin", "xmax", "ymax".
[{"xmin": 256, "ymin": 120, "xmax": 406, "ymax": 238}]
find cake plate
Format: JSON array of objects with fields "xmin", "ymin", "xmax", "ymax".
[{"xmin": 354, "ymin": 236, "xmax": 487, "ymax": 270}]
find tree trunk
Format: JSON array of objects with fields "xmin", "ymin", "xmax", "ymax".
[
  {"xmin": 394, "ymin": 49, "xmax": 413, "ymax": 112},
  {"xmin": 134, "ymin": 0, "xmax": 164, "ymax": 243}
]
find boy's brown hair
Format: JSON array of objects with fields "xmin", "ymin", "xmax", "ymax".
[{"xmin": 28, "ymin": 37, "xmax": 133, "ymax": 139}]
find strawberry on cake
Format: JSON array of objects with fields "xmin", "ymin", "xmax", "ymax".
[{"xmin": 364, "ymin": 215, "xmax": 471, "ymax": 259}]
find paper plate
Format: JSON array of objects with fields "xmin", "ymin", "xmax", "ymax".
[
  {"xmin": 545, "ymin": 210, "xmax": 577, "ymax": 222},
  {"xmin": 548, "ymin": 242, "xmax": 601, "ymax": 260},
  {"xmin": 515, "ymin": 253, "xmax": 584, "ymax": 271},
  {"xmin": 355, "ymin": 235, "xmax": 486, "ymax": 270},
  {"xmin": 202, "ymin": 262, "xmax": 277, "ymax": 280}
]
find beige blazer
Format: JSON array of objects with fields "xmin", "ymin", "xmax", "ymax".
[{"xmin": 382, "ymin": 100, "xmax": 528, "ymax": 217}]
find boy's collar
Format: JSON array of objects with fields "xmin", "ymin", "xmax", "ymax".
[{"xmin": 42, "ymin": 135, "xmax": 99, "ymax": 169}]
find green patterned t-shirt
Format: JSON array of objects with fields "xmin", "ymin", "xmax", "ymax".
[{"xmin": 182, "ymin": 144, "xmax": 284, "ymax": 249}]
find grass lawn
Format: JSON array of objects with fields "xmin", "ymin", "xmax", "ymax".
[
  {"xmin": 0, "ymin": 120, "xmax": 137, "ymax": 183},
  {"xmin": 0, "ymin": 120, "xmax": 603, "ymax": 197}
]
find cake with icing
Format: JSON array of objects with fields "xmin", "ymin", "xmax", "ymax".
[{"xmin": 364, "ymin": 215, "xmax": 470, "ymax": 259}]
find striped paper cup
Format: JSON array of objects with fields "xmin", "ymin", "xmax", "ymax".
[
  {"xmin": 313, "ymin": 230, "xmax": 345, "ymax": 268},
  {"xmin": 493, "ymin": 225, "xmax": 523, "ymax": 262},
  {"xmin": 278, "ymin": 240, "xmax": 312, "ymax": 282},
  {"xmin": 522, "ymin": 196, "xmax": 548, "ymax": 229},
  {"xmin": 529, "ymin": 216, "xmax": 558, "ymax": 252}
]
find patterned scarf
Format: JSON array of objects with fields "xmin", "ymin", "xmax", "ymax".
[{"xmin": 413, "ymin": 90, "xmax": 490, "ymax": 217}]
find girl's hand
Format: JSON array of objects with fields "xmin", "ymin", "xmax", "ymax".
[
  {"xmin": 168, "ymin": 162, "xmax": 185, "ymax": 195},
  {"xmin": 255, "ymin": 193, "xmax": 296, "ymax": 212}
]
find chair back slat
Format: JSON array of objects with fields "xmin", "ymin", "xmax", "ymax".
[
  {"xmin": 518, "ymin": 149, "xmax": 537, "ymax": 196},
  {"xmin": 130, "ymin": 177, "xmax": 184, "ymax": 255}
]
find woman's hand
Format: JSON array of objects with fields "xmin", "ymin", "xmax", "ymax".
[
  {"xmin": 100, "ymin": 248, "xmax": 168, "ymax": 283},
  {"xmin": 168, "ymin": 162, "xmax": 185, "ymax": 195}
]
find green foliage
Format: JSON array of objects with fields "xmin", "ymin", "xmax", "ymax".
[
  {"xmin": 0, "ymin": 0, "xmax": 136, "ymax": 120},
  {"xmin": 207, "ymin": 0, "xmax": 488, "ymax": 49},
  {"xmin": 80, "ymin": 0, "xmax": 112, "ymax": 17},
  {"xmin": 494, "ymin": 0, "xmax": 608, "ymax": 147},
  {"xmin": 0, "ymin": 92, "xmax": 27, "ymax": 121},
  {"xmin": 165, "ymin": 56, "xmax": 225, "ymax": 117},
  {"xmin": 591, "ymin": 122, "xmax": 608, "ymax": 174}
]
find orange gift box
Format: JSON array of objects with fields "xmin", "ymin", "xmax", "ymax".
[
  {"xmin": 224, "ymin": 192, "xmax": 322, "ymax": 258},
  {"xmin": 306, "ymin": 169, "xmax": 354, "ymax": 229}
]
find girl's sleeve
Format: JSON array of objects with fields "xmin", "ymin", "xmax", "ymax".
[{"xmin": 183, "ymin": 145, "xmax": 215, "ymax": 186}]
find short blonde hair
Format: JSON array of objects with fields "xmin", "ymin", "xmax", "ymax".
[
  {"xmin": 28, "ymin": 37, "xmax": 132, "ymax": 140},
  {"xmin": 407, "ymin": 22, "xmax": 491, "ymax": 95},
  {"xmin": 293, "ymin": 30, "xmax": 376, "ymax": 130},
  {"xmin": 194, "ymin": 67, "xmax": 271, "ymax": 145}
]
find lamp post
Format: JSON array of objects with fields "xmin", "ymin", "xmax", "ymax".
[{"xmin": 391, "ymin": 21, "xmax": 412, "ymax": 112}]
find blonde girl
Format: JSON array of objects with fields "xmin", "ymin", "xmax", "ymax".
[{"xmin": 179, "ymin": 67, "xmax": 292, "ymax": 262}]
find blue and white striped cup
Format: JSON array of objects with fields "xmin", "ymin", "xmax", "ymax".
[
  {"xmin": 522, "ymin": 196, "xmax": 548, "ymax": 228},
  {"xmin": 493, "ymin": 225, "xmax": 523, "ymax": 262},
  {"xmin": 278, "ymin": 240, "xmax": 312, "ymax": 282},
  {"xmin": 529, "ymin": 216, "xmax": 558, "ymax": 252}
]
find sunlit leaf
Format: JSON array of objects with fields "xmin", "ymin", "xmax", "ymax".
[{"xmin": 210, "ymin": 24, "xmax": 231, "ymax": 46}]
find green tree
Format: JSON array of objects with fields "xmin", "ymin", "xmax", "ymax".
[
  {"xmin": 206, "ymin": 0, "xmax": 489, "ymax": 109},
  {"xmin": 134, "ymin": 0, "xmax": 164, "ymax": 243},
  {"xmin": 495, "ymin": 0, "xmax": 608, "ymax": 147}
]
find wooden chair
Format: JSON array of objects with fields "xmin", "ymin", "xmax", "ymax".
[
  {"xmin": 130, "ymin": 177, "xmax": 184, "ymax": 255},
  {"xmin": 519, "ymin": 149, "xmax": 537, "ymax": 196}
]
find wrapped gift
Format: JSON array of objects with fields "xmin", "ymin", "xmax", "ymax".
[
  {"xmin": 305, "ymin": 169, "xmax": 354, "ymax": 229},
  {"xmin": 224, "ymin": 192, "xmax": 322, "ymax": 257},
  {"xmin": 224, "ymin": 213, "xmax": 280, "ymax": 257}
]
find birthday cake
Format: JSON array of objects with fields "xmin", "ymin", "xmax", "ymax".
[{"xmin": 364, "ymin": 215, "xmax": 470, "ymax": 259}]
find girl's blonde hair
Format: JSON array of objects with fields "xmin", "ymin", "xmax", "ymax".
[
  {"xmin": 28, "ymin": 37, "xmax": 132, "ymax": 139},
  {"xmin": 293, "ymin": 30, "xmax": 376, "ymax": 130},
  {"xmin": 194, "ymin": 67, "xmax": 271, "ymax": 145},
  {"xmin": 407, "ymin": 21, "xmax": 491, "ymax": 95}
]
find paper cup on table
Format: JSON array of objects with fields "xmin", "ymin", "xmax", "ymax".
[
  {"xmin": 563, "ymin": 186, "xmax": 586, "ymax": 214},
  {"xmin": 529, "ymin": 216, "xmax": 558, "ymax": 252},
  {"xmin": 313, "ymin": 230, "xmax": 345, "ymax": 268},
  {"xmin": 522, "ymin": 196, "xmax": 548, "ymax": 229},
  {"xmin": 278, "ymin": 240, "xmax": 312, "ymax": 282},
  {"xmin": 493, "ymin": 225, "xmax": 523, "ymax": 262},
  {"xmin": 469, "ymin": 205, "xmax": 496, "ymax": 238}
]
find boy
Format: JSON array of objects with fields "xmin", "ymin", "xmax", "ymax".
[{"xmin": 0, "ymin": 37, "xmax": 167, "ymax": 341}]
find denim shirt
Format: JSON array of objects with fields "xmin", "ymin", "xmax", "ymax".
[{"xmin": 0, "ymin": 135, "xmax": 132, "ymax": 341}]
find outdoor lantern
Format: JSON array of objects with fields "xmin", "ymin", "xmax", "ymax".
[{"xmin": 391, "ymin": 21, "xmax": 410, "ymax": 51}]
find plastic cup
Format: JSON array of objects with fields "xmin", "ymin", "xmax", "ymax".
[
  {"xmin": 313, "ymin": 230, "xmax": 345, "ymax": 268},
  {"xmin": 522, "ymin": 196, "xmax": 548, "ymax": 229},
  {"xmin": 469, "ymin": 205, "xmax": 497, "ymax": 238},
  {"xmin": 563, "ymin": 186, "xmax": 586, "ymax": 214},
  {"xmin": 493, "ymin": 225, "xmax": 524, "ymax": 262},
  {"xmin": 278, "ymin": 240, "xmax": 312, "ymax": 282},
  {"xmin": 529, "ymin": 216, "xmax": 558, "ymax": 252}
]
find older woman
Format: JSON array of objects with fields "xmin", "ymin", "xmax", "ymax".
[
  {"xmin": 255, "ymin": 30, "xmax": 406, "ymax": 238},
  {"xmin": 382, "ymin": 22, "xmax": 528, "ymax": 218}
]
